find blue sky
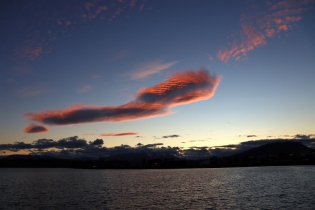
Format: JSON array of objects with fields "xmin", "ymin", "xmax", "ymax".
[{"xmin": 1, "ymin": 0, "xmax": 315, "ymax": 157}]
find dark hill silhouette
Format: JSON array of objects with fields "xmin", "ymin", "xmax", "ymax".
[
  {"xmin": 231, "ymin": 141, "xmax": 315, "ymax": 158},
  {"xmin": 5, "ymin": 154, "xmax": 55, "ymax": 160},
  {"xmin": 1, "ymin": 141, "xmax": 314, "ymax": 168}
]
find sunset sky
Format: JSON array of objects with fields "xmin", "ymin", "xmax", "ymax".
[{"xmin": 1, "ymin": 0, "xmax": 315, "ymax": 158}]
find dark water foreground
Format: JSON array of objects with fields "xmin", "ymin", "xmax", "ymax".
[{"xmin": 1, "ymin": 166, "xmax": 314, "ymax": 209}]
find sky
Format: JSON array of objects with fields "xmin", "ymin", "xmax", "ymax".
[{"xmin": 1, "ymin": 0, "xmax": 315, "ymax": 159}]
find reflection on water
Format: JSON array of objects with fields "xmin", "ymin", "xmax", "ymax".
[{"xmin": 0, "ymin": 166, "xmax": 314, "ymax": 209}]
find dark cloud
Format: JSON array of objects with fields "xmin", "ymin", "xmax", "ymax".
[
  {"xmin": 89, "ymin": 139, "xmax": 104, "ymax": 146},
  {"xmin": 56, "ymin": 136, "xmax": 87, "ymax": 148},
  {"xmin": 162, "ymin": 135, "xmax": 180, "ymax": 138},
  {"xmin": 0, "ymin": 142, "xmax": 33, "ymax": 152},
  {"xmin": 189, "ymin": 140, "xmax": 207, "ymax": 142},
  {"xmin": 276, "ymin": 134, "xmax": 315, "ymax": 139},
  {"xmin": 23, "ymin": 124, "xmax": 49, "ymax": 133},
  {"xmin": 238, "ymin": 135, "xmax": 257, "ymax": 138},
  {"xmin": 279, "ymin": 135, "xmax": 291, "ymax": 137},
  {"xmin": 0, "ymin": 136, "xmax": 88, "ymax": 151},
  {"xmin": 294, "ymin": 134, "xmax": 315, "ymax": 139},
  {"xmin": 24, "ymin": 70, "xmax": 221, "ymax": 130},
  {"xmin": 184, "ymin": 147, "xmax": 211, "ymax": 159},
  {"xmin": 33, "ymin": 139, "xmax": 57, "ymax": 148},
  {"xmin": 212, "ymin": 138, "xmax": 315, "ymax": 155},
  {"xmin": 100, "ymin": 132, "xmax": 139, "ymax": 137},
  {"xmin": 1, "ymin": 136, "xmax": 315, "ymax": 159},
  {"xmin": 247, "ymin": 135, "xmax": 257, "ymax": 138},
  {"xmin": 142, "ymin": 143, "xmax": 164, "ymax": 148}
]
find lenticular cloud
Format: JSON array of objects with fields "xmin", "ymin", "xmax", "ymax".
[
  {"xmin": 24, "ymin": 69, "xmax": 221, "ymax": 128},
  {"xmin": 23, "ymin": 124, "xmax": 49, "ymax": 133}
]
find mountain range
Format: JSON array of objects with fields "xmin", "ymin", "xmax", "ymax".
[{"xmin": 230, "ymin": 141, "xmax": 315, "ymax": 158}]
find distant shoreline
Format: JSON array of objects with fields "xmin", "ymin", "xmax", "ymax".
[{"xmin": 1, "ymin": 159, "xmax": 314, "ymax": 170}]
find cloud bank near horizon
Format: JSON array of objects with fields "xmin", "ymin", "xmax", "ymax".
[
  {"xmin": 24, "ymin": 69, "xmax": 221, "ymax": 131},
  {"xmin": 1, "ymin": 136, "xmax": 314, "ymax": 160}
]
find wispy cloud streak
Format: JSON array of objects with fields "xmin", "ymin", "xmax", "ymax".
[
  {"xmin": 162, "ymin": 135, "xmax": 180, "ymax": 138},
  {"xmin": 82, "ymin": 132, "xmax": 140, "ymax": 137},
  {"xmin": 130, "ymin": 61, "xmax": 178, "ymax": 80},
  {"xmin": 24, "ymin": 69, "xmax": 221, "ymax": 128},
  {"xmin": 100, "ymin": 132, "xmax": 139, "ymax": 137}
]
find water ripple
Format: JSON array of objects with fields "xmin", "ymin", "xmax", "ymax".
[{"xmin": 0, "ymin": 166, "xmax": 314, "ymax": 209}]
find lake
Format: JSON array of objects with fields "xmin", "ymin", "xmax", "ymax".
[{"xmin": 0, "ymin": 166, "xmax": 314, "ymax": 209}]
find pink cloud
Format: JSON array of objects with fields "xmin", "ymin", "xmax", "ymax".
[
  {"xmin": 218, "ymin": 23, "xmax": 267, "ymax": 63},
  {"xmin": 83, "ymin": 1, "xmax": 110, "ymax": 19},
  {"xmin": 206, "ymin": 53, "xmax": 214, "ymax": 61},
  {"xmin": 15, "ymin": 45, "xmax": 43, "ymax": 61},
  {"xmin": 269, "ymin": 1, "xmax": 292, "ymax": 10},
  {"xmin": 8, "ymin": 0, "xmax": 151, "ymax": 64},
  {"xmin": 14, "ymin": 32, "xmax": 56, "ymax": 61},
  {"xmin": 23, "ymin": 124, "xmax": 49, "ymax": 134},
  {"xmin": 89, "ymin": 6, "xmax": 108, "ymax": 19},
  {"xmin": 24, "ymin": 69, "xmax": 221, "ymax": 126},
  {"xmin": 82, "ymin": 0, "xmax": 148, "ymax": 21},
  {"xmin": 109, "ymin": 7, "xmax": 123, "ymax": 21},
  {"xmin": 217, "ymin": 0, "xmax": 313, "ymax": 63},
  {"xmin": 139, "ymin": 4, "xmax": 144, "ymax": 11},
  {"xmin": 85, "ymin": 2, "xmax": 95, "ymax": 11},
  {"xmin": 129, "ymin": 0, "xmax": 137, "ymax": 7}
]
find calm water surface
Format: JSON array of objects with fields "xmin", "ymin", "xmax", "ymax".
[{"xmin": 0, "ymin": 166, "xmax": 314, "ymax": 209}]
